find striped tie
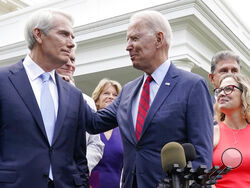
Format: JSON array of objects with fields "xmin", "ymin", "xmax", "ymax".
[{"xmin": 135, "ymin": 75, "xmax": 153, "ymax": 141}]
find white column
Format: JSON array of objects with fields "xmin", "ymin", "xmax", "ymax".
[{"xmin": 173, "ymin": 60, "xmax": 195, "ymax": 72}]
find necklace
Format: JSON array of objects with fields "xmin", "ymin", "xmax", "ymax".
[
  {"xmin": 224, "ymin": 120, "xmax": 248, "ymax": 146},
  {"xmin": 232, "ymin": 129, "xmax": 240, "ymax": 146}
]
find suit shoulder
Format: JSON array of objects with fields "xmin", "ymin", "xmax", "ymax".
[
  {"xmin": 176, "ymin": 67, "xmax": 205, "ymax": 82},
  {"xmin": 0, "ymin": 61, "xmax": 22, "ymax": 78},
  {"xmin": 0, "ymin": 64, "xmax": 14, "ymax": 73},
  {"xmin": 122, "ymin": 76, "xmax": 142, "ymax": 89},
  {"xmin": 0, "ymin": 66, "xmax": 10, "ymax": 75},
  {"xmin": 63, "ymin": 79, "xmax": 82, "ymax": 93},
  {"xmin": 56, "ymin": 75, "xmax": 83, "ymax": 98}
]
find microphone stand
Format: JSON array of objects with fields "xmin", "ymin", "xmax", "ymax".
[
  {"xmin": 157, "ymin": 164, "xmax": 231, "ymax": 188},
  {"xmin": 157, "ymin": 164, "xmax": 188, "ymax": 188},
  {"xmin": 188, "ymin": 165, "xmax": 232, "ymax": 187}
]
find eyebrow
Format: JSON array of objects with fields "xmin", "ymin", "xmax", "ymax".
[{"xmin": 59, "ymin": 29, "xmax": 75, "ymax": 39}]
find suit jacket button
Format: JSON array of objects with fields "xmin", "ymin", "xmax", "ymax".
[
  {"xmin": 43, "ymin": 174, "xmax": 49, "ymax": 178},
  {"xmin": 50, "ymin": 147, "xmax": 54, "ymax": 152}
]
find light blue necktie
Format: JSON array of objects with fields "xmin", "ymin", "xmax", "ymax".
[
  {"xmin": 40, "ymin": 72, "xmax": 55, "ymax": 180},
  {"xmin": 40, "ymin": 72, "xmax": 56, "ymax": 145}
]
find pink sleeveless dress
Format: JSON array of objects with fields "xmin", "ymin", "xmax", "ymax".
[{"xmin": 213, "ymin": 122, "xmax": 250, "ymax": 187}]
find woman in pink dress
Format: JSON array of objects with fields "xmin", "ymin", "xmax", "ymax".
[{"xmin": 213, "ymin": 73, "xmax": 250, "ymax": 187}]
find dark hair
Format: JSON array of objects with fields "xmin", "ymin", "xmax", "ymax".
[{"xmin": 211, "ymin": 50, "xmax": 241, "ymax": 73}]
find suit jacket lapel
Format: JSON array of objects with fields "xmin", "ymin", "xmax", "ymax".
[
  {"xmin": 127, "ymin": 76, "xmax": 144, "ymax": 144},
  {"xmin": 8, "ymin": 61, "xmax": 48, "ymax": 140},
  {"xmin": 140, "ymin": 63, "xmax": 179, "ymax": 138},
  {"xmin": 52, "ymin": 74, "xmax": 69, "ymax": 145}
]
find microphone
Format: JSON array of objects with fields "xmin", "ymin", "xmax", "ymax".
[
  {"xmin": 182, "ymin": 143, "xmax": 196, "ymax": 162},
  {"xmin": 161, "ymin": 142, "xmax": 186, "ymax": 188},
  {"xmin": 181, "ymin": 143, "xmax": 218, "ymax": 187},
  {"xmin": 182, "ymin": 143, "xmax": 196, "ymax": 176},
  {"xmin": 189, "ymin": 147, "xmax": 239, "ymax": 187},
  {"xmin": 182, "ymin": 143, "xmax": 196, "ymax": 186},
  {"xmin": 207, "ymin": 147, "xmax": 241, "ymax": 181}
]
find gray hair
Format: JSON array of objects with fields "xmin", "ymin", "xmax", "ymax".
[
  {"xmin": 24, "ymin": 9, "xmax": 73, "ymax": 50},
  {"xmin": 129, "ymin": 10, "xmax": 172, "ymax": 48},
  {"xmin": 210, "ymin": 50, "xmax": 241, "ymax": 73}
]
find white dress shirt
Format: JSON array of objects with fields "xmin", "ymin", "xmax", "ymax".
[{"xmin": 23, "ymin": 55, "xmax": 58, "ymax": 117}]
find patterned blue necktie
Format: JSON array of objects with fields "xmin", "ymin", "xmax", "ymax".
[
  {"xmin": 40, "ymin": 72, "xmax": 55, "ymax": 180},
  {"xmin": 40, "ymin": 72, "xmax": 56, "ymax": 145}
]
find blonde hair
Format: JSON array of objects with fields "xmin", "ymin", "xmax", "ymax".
[
  {"xmin": 92, "ymin": 78, "xmax": 122, "ymax": 110},
  {"xmin": 214, "ymin": 74, "xmax": 250, "ymax": 123}
]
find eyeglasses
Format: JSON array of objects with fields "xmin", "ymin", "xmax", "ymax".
[{"xmin": 214, "ymin": 85, "xmax": 243, "ymax": 97}]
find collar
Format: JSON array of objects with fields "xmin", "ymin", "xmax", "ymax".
[
  {"xmin": 23, "ymin": 54, "xmax": 56, "ymax": 83},
  {"xmin": 144, "ymin": 59, "xmax": 171, "ymax": 85}
]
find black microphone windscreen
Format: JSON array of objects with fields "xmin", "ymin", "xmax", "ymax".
[
  {"xmin": 182, "ymin": 143, "xmax": 196, "ymax": 162},
  {"xmin": 161, "ymin": 142, "xmax": 186, "ymax": 174}
]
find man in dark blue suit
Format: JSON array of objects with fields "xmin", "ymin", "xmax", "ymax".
[
  {"xmin": 86, "ymin": 10, "xmax": 213, "ymax": 188},
  {"xmin": 0, "ymin": 9, "xmax": 89, "ymax": 188}
]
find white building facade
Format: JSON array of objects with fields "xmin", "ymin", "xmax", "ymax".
[{"xmin": 0, "ymin": 0, "xmax": 249, "ymax": 95}]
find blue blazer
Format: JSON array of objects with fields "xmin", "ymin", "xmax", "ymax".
[
  {"xmin": 86, "ymin": 63, "xmax": 213, "ymax": 188},
  {"xmin": 0, "ymin": 60, "xmax": 89, "ymax": 188}
]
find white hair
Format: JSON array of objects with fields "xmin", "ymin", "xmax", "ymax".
[
  {"xmin": 24, "ymin": 9, "xmax": 73, "ymax": 50},
  {"xmin": 130, "ymin": 10, "xmax": 172, "ymax": 48}
]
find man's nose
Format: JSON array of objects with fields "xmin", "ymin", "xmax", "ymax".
[
  {"xmin": 69, "ymin": 41, "xmax": 75, "ymax": 49},
  {"xmin": 67, "ymin": 38, "xmax": 75, "ymax": 49},
  {"xmin": 126, "ymin": 40, "xmax": 133, "ymax": 51}
]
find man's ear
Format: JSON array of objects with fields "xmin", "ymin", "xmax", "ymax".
[
  {"xmin": 155, "ymin": 32, "xmax": 164, "ymax": 48},
  {"xmin": 33, "ymin": 28, "xmax": 43, "ymax": 44},
  {"xmin": 209, "ymin": 73, "xmax": 214, "ymax": 84}
]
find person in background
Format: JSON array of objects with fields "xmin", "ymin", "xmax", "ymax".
[
  {"xmin": 209, "ymin": 50, "xmax": 241, "ymax": 102},
  {"xmin": 56, "ymin": 50, "xmax": 104, "ymax": 173},
  {"xmin": 213, "ymin": 73, "xmax": 250, "ymax": 187},
  {"xmin": 89, "ymin": 78, "xmax": 123, "ymax": 188},
  {"xmin": 0, "ymin": 9, "xmax": 89, "ymax": 188},
  {"xmin": 86, "ymin": 10, "xmax": 213, "ymax": 188}
]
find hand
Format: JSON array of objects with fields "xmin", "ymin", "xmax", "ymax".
[{"xmin": 58, "ymin": 74, "xmax": 76, "ymax": 86}]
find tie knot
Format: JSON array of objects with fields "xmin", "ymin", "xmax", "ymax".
[
  {"xmin": 41, "ymin": 72, "xmax": 51, "ymax": 82},
  {"xmin": 146, "ymin": 75, "xmax": 153, "ymax": 83}
]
